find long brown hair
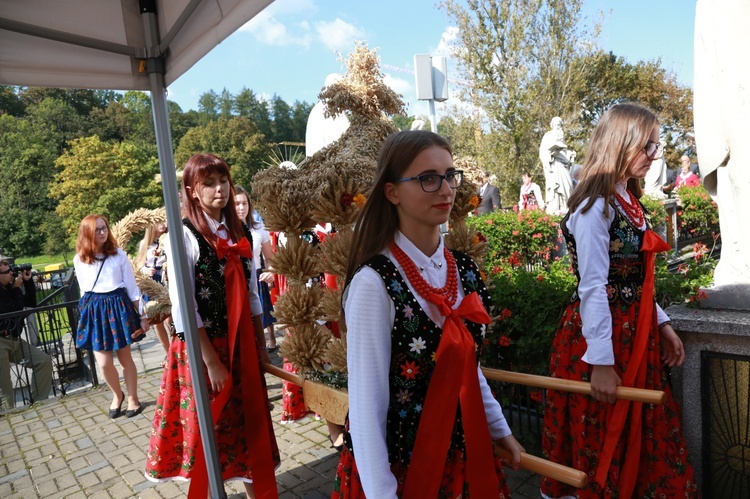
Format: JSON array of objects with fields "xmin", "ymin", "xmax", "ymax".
[
  {"xmin": 76, "ymin": 215, "xmax": 119, "ymax": 264},
  {"xmin": 344, "ymin": 130, "xmax": 452, "ymax": 288},
  {"xmin": 568, "ymin": 102, "xmax": 658, "ymax": 216},
  {"xmin": 181, "ymin": 153, "xmax": 245, "ymax": 246},
  {"xmin": 234, "ymin": 185, "xmax": 259, "ymax": 230}
]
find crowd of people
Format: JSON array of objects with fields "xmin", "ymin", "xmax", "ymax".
[{"xmin": 0, "ymin": 101, "xmax": 700, "ymax": 499}]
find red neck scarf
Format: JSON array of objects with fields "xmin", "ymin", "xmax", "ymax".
[
  {"xmin": 391, "ymin": 243, "xmax": 499, "ymax": 499},
  {"xmin": 189, "ymin": 236, "xmax": 278, "ymax": 499},
  {"xmin": 594, "ymin": 229, "xmax": 671, "ymax": 498}
]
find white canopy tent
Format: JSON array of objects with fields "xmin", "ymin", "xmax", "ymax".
[{"xmin": 1, "ymin": 1, "xmax": 274, "ymax": 497}]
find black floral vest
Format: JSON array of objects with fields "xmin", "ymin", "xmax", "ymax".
[
  {"xmin": 183, "ymin": 219, "xmax": 254, "ymax": 338},
  {"xmin": 561, "ymin": 200, "xmax": 648, "ymax": 307},
  {"xmin": 345, "ymin": 249, "xmax": 492, "ymax": 465}
]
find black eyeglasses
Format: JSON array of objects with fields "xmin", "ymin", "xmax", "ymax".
[
  {"xmin": 644, "ymin": 141, "xmax": 662, "ymax": 160},
  {"xmin": 94, "ymin": 227, "xmax": 108, "ymax": 234},
  {"xmin": 394, "ymin": 170, "xmax": 463, "ymax": 193},
  {"xmin": 0, "ymin": 269, "xmax": 13, "ymax": 275}
]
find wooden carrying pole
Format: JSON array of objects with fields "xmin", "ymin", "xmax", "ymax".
[
  {"xmin": 262, "ymin": 363, "xmax": 587, "ymax": 489},
  {"xmin": 481, "ymin": 367, "xmax": 666, "ymax": 405}
]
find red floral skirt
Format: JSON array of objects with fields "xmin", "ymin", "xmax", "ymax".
[
  {"xmin": 541, "ymin": 299, "xmax": 698, "ymax": 498},
  {"xmin": 144, "ymin": 335, "xmax": 280, "ymax": 482},
  {"xmin": 332, "ymin": 446, "xmax": 510, "ymax": 499},
  {"xmin": 281, "ymin": 359, "xmax": 312, "ymax": 422}
]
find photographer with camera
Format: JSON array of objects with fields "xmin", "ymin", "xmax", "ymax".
[{"xmin": 0, "ymin": 259, "xmax": 52, "ymax": 410}]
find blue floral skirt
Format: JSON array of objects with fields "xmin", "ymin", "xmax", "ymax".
[{"xmin": 76, "ymin": 287, "xmax": 141, "ymax": 351}]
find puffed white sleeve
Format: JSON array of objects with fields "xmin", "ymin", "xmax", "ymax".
[
  {"xmin": 119, "ymin": 249, "xmax": 141, "ymax": 302},
  {"xmin": 345, "ymin": 266, "xmax": 398, "ymax": 499},
  {"xmin": 568, "ymin": 198, "xmax": 616, "ymax": 366},
  {"xmin": 478, "ymin": 365, "xmax": 512, "ymax": 439},
  {"xmin": 166, "ymin": 225, "xmax": 204, "ymax": 332}
]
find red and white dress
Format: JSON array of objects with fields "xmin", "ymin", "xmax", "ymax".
[{"xmin": 541, "ymin": 184, "xmax": 697, "ymax": 498}]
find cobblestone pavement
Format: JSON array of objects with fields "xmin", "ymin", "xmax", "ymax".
[{"xmin": 0, "ymin": 332, "xmax": 541, "ymax": 498}]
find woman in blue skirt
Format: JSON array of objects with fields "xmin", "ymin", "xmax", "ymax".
[{"xmin": 74, "ymin": 215, "xmax": 150, "ymax": 419}]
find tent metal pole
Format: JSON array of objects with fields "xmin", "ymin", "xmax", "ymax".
[{"xmin": 141, "ymin": 5, "xmax": 227, "ymax": 499}]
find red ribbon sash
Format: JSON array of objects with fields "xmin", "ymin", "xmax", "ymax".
[
  {"xmin": 402, "ymin": 292, "xmax": 499, "ymax": 499},
  {"xmin": 189, "ymin": 236, "xmax": 278, "ymax": 499},
  {"xmin": 594, "ymin": 229, "xmax": 671, "ymax": 498}
]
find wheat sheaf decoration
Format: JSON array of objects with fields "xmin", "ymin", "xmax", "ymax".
[{"xmin": 112, "ymin": 207, "xmax": 171, "ymax": 321}]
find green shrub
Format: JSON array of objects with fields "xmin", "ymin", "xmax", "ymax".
[
  {"xmin": 467, "ymin": 210, "xmax": 563, "ymax": 270},
  {"xmin": 675, "ymin": 185, "xmax": 719, "ymax": 237},
  {"xmin": 655, "ymin": 239, "xmax": 718, "ymax": 308},
  {"xmin": 640, "ymin": 195, "xmax": 668, "ymax": 235},
  {"xmin": 481, "ymin": 259, "xmax": 576, "ymax": 375}
]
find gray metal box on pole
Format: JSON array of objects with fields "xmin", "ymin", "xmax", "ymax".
[
  {"xmin": 414, "ymin": 54, "xmax": 434, "ymax": 100},
  {"xmin": 431, "ymin": 55, "xmax": 448, "ymax": 102}
]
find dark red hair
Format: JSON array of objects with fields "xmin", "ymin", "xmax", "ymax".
[
  {"xmin": 76, "ymin": 215, "xmax": 119, "ymax": 264},
  {"xmin": 180, "ymin": 153, "xmax": 245, "ymax": 246}
]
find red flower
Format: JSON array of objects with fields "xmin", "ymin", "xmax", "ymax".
[
  {"xmin": 537, "ymin": 274, "xmax": 545, "ymax": 282},
  {"xmin": 498, "ymin": 335, "xmax": 511, "ymax": 347},
  {"xmin": 512, "ymin": 230, "xmax": 520, "ymax": 236},
  {"xmin": 340, "ymin": 193, "xmax": 354, "ymax": 208},
  {"xmin": 400, "ymin": 360, "xmax": 420, "ymax": 380},
  {"xmin": 485, "ymin": 218, "xmax": 494, "ymax": 225},
  {"xmin": 530, "ymin": 390, "xmax": 543, "ymax": 403},
  {"xmin": 500, "ymin": 308, "xmax": 513, "ymax": 319}
]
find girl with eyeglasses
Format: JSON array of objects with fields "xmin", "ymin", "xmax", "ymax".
[
  {"xmin": 74, "ymin": 215, "xmax": 149, "ymax": 419},
  {"xmin": 541, "ymin": 103, "xmax": 697, "ymax": 498},
  {"xmin": 144, "ymin": 154, "xmax": 279, "ymax": 499},
  {"xmin": 333, "ymin": 130, "xmax": 523, "ymax": 499}
]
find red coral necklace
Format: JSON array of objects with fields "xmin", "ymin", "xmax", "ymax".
[
  {"xmin": 389, "ymin": 242, "xmax": 458, "ymax": 308},
  {"xmin": 614, "ymin": 189, "xmax": 645, "ymax": 227}
]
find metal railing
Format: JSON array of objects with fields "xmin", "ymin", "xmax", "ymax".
[{"xmin": 0, "ymin": 269, "xmax": 98, "ymax": 410}]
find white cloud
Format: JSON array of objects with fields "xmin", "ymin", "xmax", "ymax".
[
  {"xmin": 435, "ymin": 26, "xmax": 459, "ymax": 56},
  {"xmin": 384, "ymin": 74, "xmax": 412, "ymax": 96},
  {"xmin": 314, "ymin": 18, "xmax": 366, "ymax": 52}
]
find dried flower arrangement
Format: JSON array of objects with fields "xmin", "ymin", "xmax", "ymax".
[{"xmin": 253, "ymin": 43, "xmax": 487, "ymax": 386}]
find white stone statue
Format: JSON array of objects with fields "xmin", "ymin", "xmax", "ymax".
[
  {"xmin": 694, "ymin": 0, "xmax": 750, "ymax": 305},
  {"xmin": 305, "ymin": 74, "xmax": 351, "ymax": 157},
  {"xmin": 539, "ymin": 116, "xmax": 575, "ymax": 214},
  {"xmin": 643, "ymin": 140, "xmax": 668, "ymax": 199}
]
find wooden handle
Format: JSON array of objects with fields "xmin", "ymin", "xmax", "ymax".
[
  {"xmin": 263, "ymin": 362, "xmax": 301, "ymax": 385},
  {"xmin": 481, "ymin": 368, "xmax": 666, "ymax": 405},
  {"xmin": 495, "ymin": 446, "xmax": 587, "ymax": 489},
  {"xmin": 263, "ymin": 363, "xmax": 587, "ymax": 488}
]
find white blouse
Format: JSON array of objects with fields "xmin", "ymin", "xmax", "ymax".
[
  {"xmin": 74, "ymin": 248, "xmax": 140, "ymax": 301},
  {"xmin": 165, "ymin": 214, "xmax": 262, "ymax": 333},
  {"xmin": 567, "ymin": 182, "xmax": 669, "ymax": 366},
  {"xmin": 250, "ymin": 227, "xmax": 272, "ymax": 270},
  {"xmin": 344, "ymin": 231, "xmax": 511, "ymax": 498}
]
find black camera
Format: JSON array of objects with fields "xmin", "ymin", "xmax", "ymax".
[{"xmin": 11, "ymin": 263, "xmax": 32, "ymax": 276}]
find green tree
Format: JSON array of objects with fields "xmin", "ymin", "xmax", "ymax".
[
  {"xmin": 26, "ymin": 97, "xmax": 86, "ymax": 153},
  {"xmin": 0, "ymin": 114, "xmax": 59, "ymax": 256},
  {"xmin": 120, "ymin": 91, "xmax": 156, "ymax": 149},
  {"xmin": 174, "ymin": 117, "xmax": 271, "ymax": 189},
  {"xmin": 0, "ymin": 86, "xmax": 24, "ymax": 116},
  {"xmin": 270, "ymin": 95, "xmax": 295, "ymax": 143},
  {"xmin": 41, "ymin": 213, "xmax": 72, "ymax": 265},
  {"xmin": 441, "ymin": 0, "xmax": 598, "ymax": 203},
  {"xmin": 219, "ymin": 88, "xmax": 235, "ymax": 119},
  {"xmin": 234, "ymin": 87, "xmax": 273, "ymax": 139},
  {"xmin": 49, "ymin": 136, "xmax": 161, "ymax": 238},
  {"xmin": 197, "ymin": 90, "xmax": 219, "ymax": 125},
  {"xmin": 290, "ymin": 100, "xmax": 313, "ymax": 143}
]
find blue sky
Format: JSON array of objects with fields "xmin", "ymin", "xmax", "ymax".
[{"xmin": 166, "ymin": 0, "xmax": 696, "ymax": 117}]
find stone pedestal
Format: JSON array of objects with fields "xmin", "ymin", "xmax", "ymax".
[{"xmin": 668, "ymin": 304, "xmax": 750, "ymax": 494}]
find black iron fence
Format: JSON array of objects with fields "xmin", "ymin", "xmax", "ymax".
[{"xmin": 0, "ymin": 268, "xmax": 98, "ymax": 411}]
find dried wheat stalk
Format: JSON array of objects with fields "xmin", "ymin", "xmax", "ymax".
[
  {"xmin": 270, "ymin": 237, "xmax": 319, "ymax": 285},
  {"xmin": 316, "ymin": 228, "xmax": 352, "ymax": 278},
  {"xmin": 278, "ymin": 323, "xmax": 332, "ymax": 374},
  {"xmin": 272, "ymin": 283, "xmax": 322, "ymax": 327},
  {"xmin": 445, "ymin": 220, "xmax": 489, "ymax": 264},
  {"xmin": 319, "ymin": 287, "xmax": 344, "ymax": 323},
  {"xmin": 111, "ymin": 207, "xmax": 166, "ymax": 247},
  {"xmin": 325, "ymin": 332, "xmax": 348, "ymax": 373}
]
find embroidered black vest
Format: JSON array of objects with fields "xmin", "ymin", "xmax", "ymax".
[
  {"xmin": 561, "ymin": 199, "xmax": 648, "ymax": 307},
  {"xmin": 183, "ymin": 219, "xmax": 254, "ymax": 338},
  {"xmin": 345, "ymin": 249, "xmax": 492, "ymax": 465}
]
